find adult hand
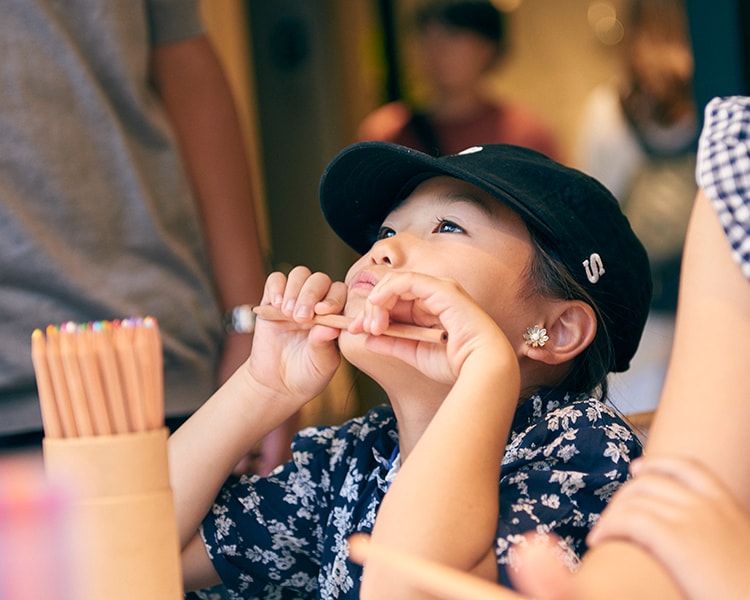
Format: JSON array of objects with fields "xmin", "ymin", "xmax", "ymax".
[{"xmin": 588, "ymin": 456, "xmax": 750, "ymax": 600}]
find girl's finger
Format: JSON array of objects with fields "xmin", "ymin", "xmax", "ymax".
[
  {"xmin": 315, "ymin": 280, "xmax": 348, "ymax": 315},
  {"xmin": 261, "ymin": 271, "xmax": 291, "ymax": 306},
  {"xmin": 294, "ymin": 272, "xmax": 338, "ymax": 319},
  {"xmin": 280, "ymin": 266, "xmax": 314, "ymax": 314}
]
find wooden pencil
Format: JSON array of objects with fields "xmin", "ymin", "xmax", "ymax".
[
  {"xmin": 143, "ymin": 317, "xmax": 164, "ymax": 429},
  {"xmin": 31, "ymin": 329, "xmax": 63, "ymax": 438},
  {"xmin": 93, "ymin": 321, "xmax": 131, "ymax": 434},
  {"xmin": 44, "ymin": 325, "xmax": 79, "ymax": 438},
  {"xmin": 113, "ymin": 321, "xmax": 147, "ymax": 432},
  {"xmin": 347, "ymin": 534, "xmax": 522, "ymax": 600},
  {"xmin": 252, "ymin": 305, "xmax": 448, "ymax": 344},
  {"xmin": 76, "ymin": 325, "xmax": 112, "ymax": 436},
  {"xmin": 58, "ymin": 323, "xmax": 95, "ymax": 437},
  {"xmin": 134, "ymin": 318, "xmax": 162, "ymax": 430}
]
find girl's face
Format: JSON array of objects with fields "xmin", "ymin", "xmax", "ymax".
[{"xmin": 343, "ymin": 176, "xmax": 544, "ymax": 352}]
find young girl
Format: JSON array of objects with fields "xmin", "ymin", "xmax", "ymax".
[{"xmin": 169, "ymin": 142, "xmax": 652, "ymax": 599}]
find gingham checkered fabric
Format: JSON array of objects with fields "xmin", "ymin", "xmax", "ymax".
[{"xmin": 697, "ymin": 96, "xmax": 750, "ymax": 280}]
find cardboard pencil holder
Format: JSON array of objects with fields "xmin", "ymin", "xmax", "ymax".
[{"xmin": 42, "ymin": 428, "xmax": 183, "ymax": 600}]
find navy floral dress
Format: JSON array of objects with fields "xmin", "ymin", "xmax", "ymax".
[{"xmin": 199, "ymin": 388, "xmax": 641, "ymax": 599}]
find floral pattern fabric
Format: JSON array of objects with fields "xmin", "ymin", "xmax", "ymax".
[{"xmin": 200, "ymin": 388, "xmax": 642, "ymax": 599}]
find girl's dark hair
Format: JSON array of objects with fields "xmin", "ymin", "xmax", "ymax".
[{"xmin": 523, "ymin": 227, "xmax": 617, "ymax": 400}]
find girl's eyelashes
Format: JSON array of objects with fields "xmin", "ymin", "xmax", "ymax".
[
  {"xmin": 432, "ymin": 218, "xmax": 465, "ymax": 234},
  {"xmin": 376, "ymin": 218, "xmax": 466, "ymax": 240},
  {"xmin": 376, "ymin": 226, "xmax": 396, "ymax": 240}
]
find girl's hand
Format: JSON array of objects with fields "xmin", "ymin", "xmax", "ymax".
[
  {"xmin": 353, "ymin": 271, "xmax": 520, "ymax": 600},
  {"xmin": 588, "ymin": 456, "xmax": 750, "ymax": 600},
  {"xmin": 350, "ymin": 270, "xmax": 515, "ymax": 385},
  {"xmin": 246, "ymin": 266, "xmax": 347, "ymax": 406}
]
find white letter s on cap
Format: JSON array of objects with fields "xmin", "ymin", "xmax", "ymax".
[{"xmin": 583, "ymin": 253, "xmax": 605, "ymax": 283}]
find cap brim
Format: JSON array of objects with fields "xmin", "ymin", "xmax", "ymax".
[{"xmin": 319, "ymin": 142, "xmax": 552, "ymax": 255}]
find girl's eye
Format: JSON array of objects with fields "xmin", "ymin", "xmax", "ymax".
[
  {"xmin": 434, "ymin": 219, "xmax": 464, "ymax": 234},
  {"xmin": 376, "ymin": 226, "xmax": 396, "ymax": 240}
]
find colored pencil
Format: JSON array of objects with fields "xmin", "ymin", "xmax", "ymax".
[
  {"xmin": 30, "ymin": 318, "xmax": 165, "ymax": 438},
  {"xmin": 113, "ymin": 321, "xmax": 147, "ymax": 433},
  {"xmin": 44, "ymin": 325, "xmax": 79, "ymax": 438},
  {"xmin": 252, "ymin": 305, "xmax": 448, "ymax": 344},
  {"xmin": 93, "ymin": 321, "xmax": 131, "ymax": 434},
  {"xmin": 76, "ymin": 326, "xmax": 112, "ymax": 436},
  {"xmin": 30, "ymin": 329, "xmax": 63, "ymax": 438}
]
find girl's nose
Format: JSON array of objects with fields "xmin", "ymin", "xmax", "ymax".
[{"xmin": 369, "ymin": 234, "xmax": 406, "ymax": 266}]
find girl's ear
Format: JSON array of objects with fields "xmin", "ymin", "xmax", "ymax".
[{"xmin": 523, "ymin": 300, "xmax": 597, "ymax": 366}]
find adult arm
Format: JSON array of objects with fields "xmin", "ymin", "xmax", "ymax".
[
  {"xmin": 645, "ymin": 187, "xmax": 750, "ymax": 490},
  {"xmin": 151, "ymin": 35, "xmax": 266, "ymax": 379},
  {"xmin": 559, "ymin": 188, "xmax": 750, "ymax": 599},
  {"xmin": 151, "ymin": 36, "xmax": 302, "ymax": 473},
  {"xmin": 587, "ymin": 456, "xmax": 750, "ymax": 600}
]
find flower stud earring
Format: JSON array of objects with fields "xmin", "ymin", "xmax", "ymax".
[{"xmin": 523, "ymin": 325, "xmax": 549, "ymax": 348}]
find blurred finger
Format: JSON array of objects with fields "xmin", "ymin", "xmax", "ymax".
[{"xmin": 509, "ymin": 534, "xmax": 574, "ymax": 600}]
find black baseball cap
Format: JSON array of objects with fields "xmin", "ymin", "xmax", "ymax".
[{"xmin": 319, "ymin": 142, "xmax": 653, "ymax": 373}]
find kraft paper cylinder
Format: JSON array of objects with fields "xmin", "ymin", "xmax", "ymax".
[{"xmin": 43, "ymin": 428, "xmax": 183, "ymax": 600}]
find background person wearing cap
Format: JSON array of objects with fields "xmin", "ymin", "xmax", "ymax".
[
  {"xmin": 168, "ymin": 141, "xmax": 650, "ymax": 598},
  {"xmin": 358, "ymin": 0, "xmax": 560, "ymax": 160}
]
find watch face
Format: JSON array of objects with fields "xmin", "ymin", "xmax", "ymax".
[{"xmin": 224, "ymin": 304, "xmax": 256, "ymax": 334}]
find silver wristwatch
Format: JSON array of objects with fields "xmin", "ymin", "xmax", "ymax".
[{"xmin": 222, "ymin": 304, "xmax": 256, "ymax": 334}]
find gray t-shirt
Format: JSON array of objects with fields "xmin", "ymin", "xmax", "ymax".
[{"xmin": 0, "ymin": 0, "xmax": 223, "ymax": 434}]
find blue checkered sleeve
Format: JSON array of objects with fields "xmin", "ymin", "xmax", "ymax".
[{"xmin": 697, "ymin": 96, "xmax": 750, "ymax": 280}]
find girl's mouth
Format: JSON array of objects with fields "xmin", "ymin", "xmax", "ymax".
[{"xmin": 349, "ymin": 270, "xmax": 379, "ymax": 292}]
